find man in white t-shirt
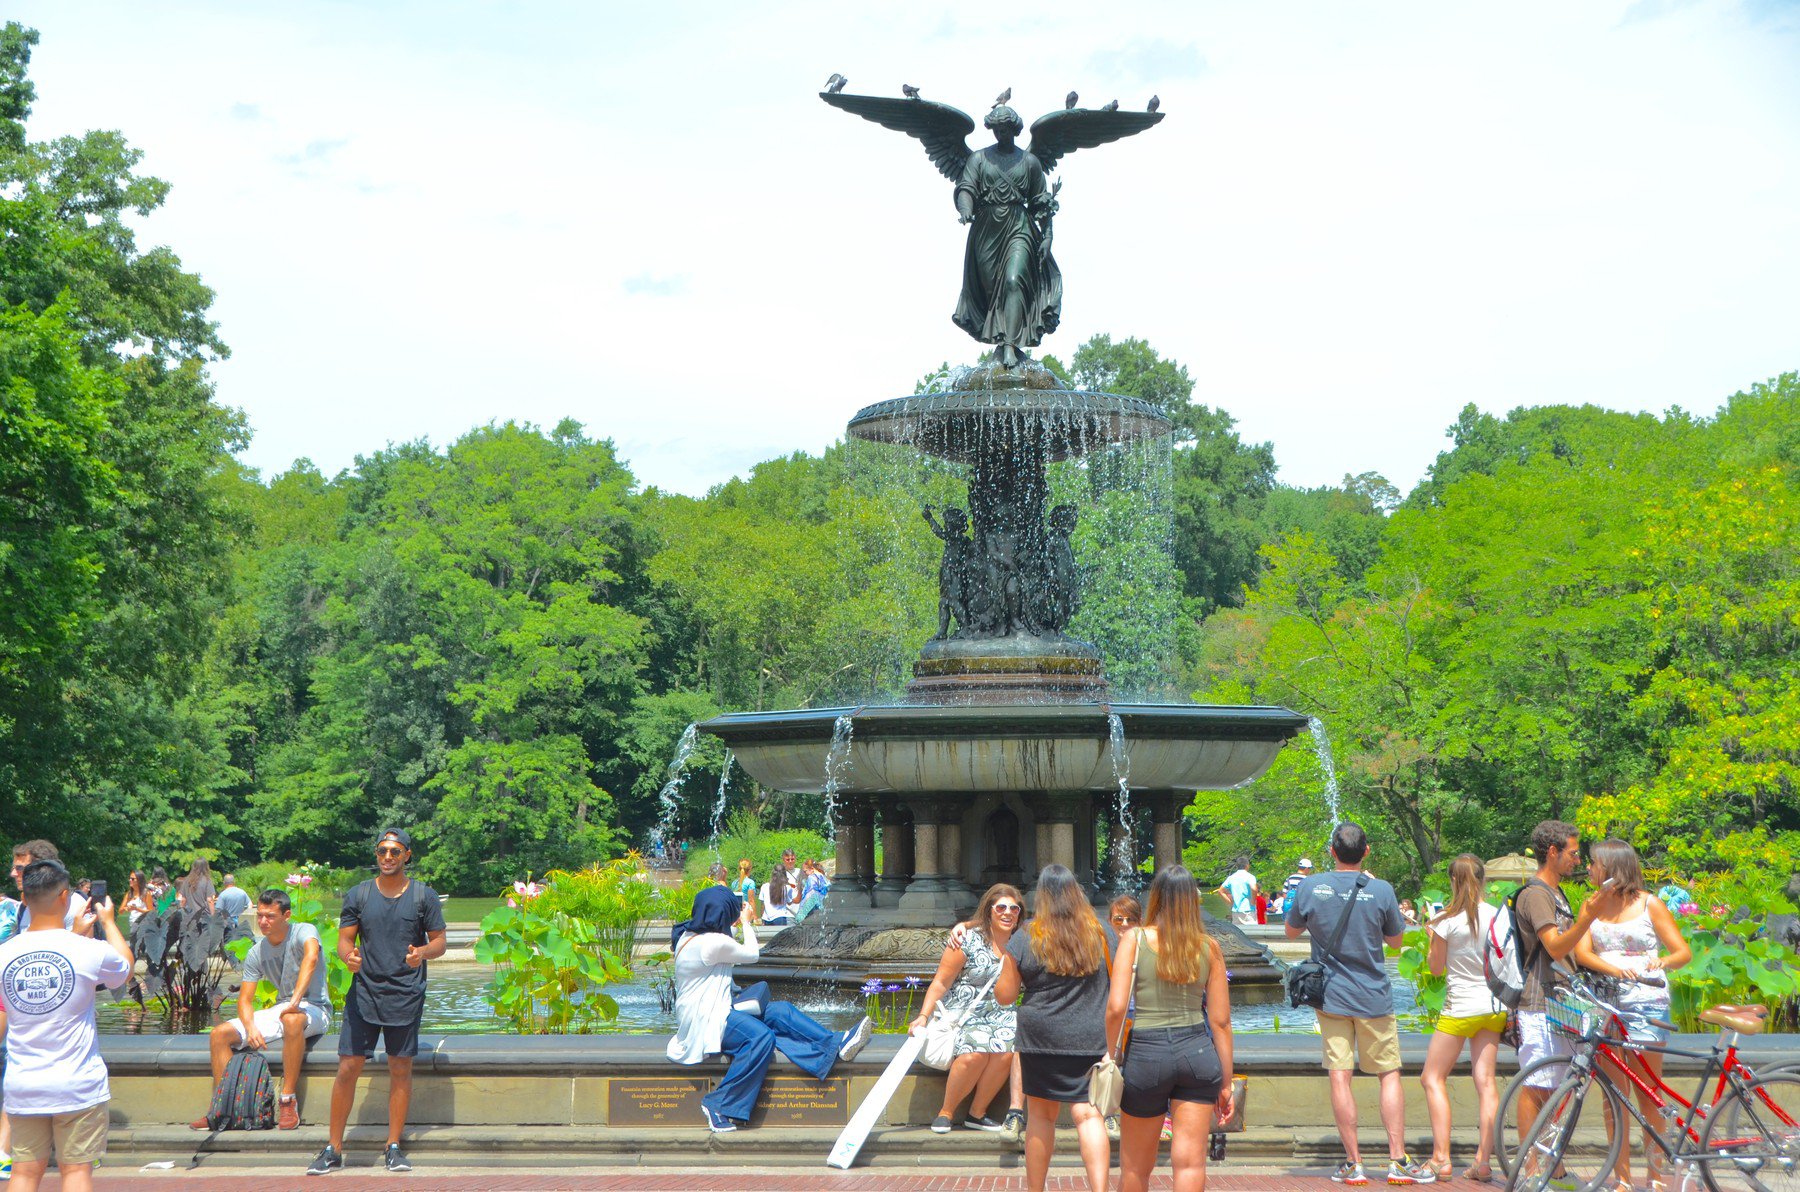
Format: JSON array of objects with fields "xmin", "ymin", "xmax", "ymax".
[
  {"xmin": 189, "ymin": 888, "xmax": 332, "ymax": 1132},
  {"xmin": 0, "ymin": 858, "xmax": 133, "ymax": 1192},
  {"xmin": 666, "ymin": 886, "xmax": 871, "ymax": 1131},
  {"xmin": 1218, "ymin": 855, "xmax": 1260, "ymax": 927}
]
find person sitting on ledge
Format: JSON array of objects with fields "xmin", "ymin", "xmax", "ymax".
[
  {"xmin": 665, "ymin": 886, "xmax": 872, "ymax": 1132},
  {"xmin": 190, "ymin": 888, "xmax": 330, "ymax": 1132}
]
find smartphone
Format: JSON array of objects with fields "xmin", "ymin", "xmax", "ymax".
[
  {"xmin": 1599, "ymin": 877, "xmax": 1619, "ymax": 891},
  {"xmin": 88, "ymin": 879, "xmax": 108, "ymax": 907}
]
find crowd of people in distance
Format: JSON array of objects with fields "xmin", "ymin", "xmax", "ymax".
[{"xmin": 725, "ymin": 849, "xmax": 831, "ymax": 927}]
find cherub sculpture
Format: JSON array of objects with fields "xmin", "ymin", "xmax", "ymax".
[{"xmin": 822, "ymin": 88, "xmax": 1163, "ymax": 368}]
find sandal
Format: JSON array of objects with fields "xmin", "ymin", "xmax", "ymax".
[
  {"xmin": 1462, "ymin": 1162, "xmax": 1493, "ymax": 1183},
  {"xmin": 1426, "ymin": 1159, "xmax": 1454, "ymax": 1181}
]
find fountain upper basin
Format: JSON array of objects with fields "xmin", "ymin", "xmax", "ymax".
[{"xmin": 698, "ymin": 703, "xmax": 1309, "ymax": 795}]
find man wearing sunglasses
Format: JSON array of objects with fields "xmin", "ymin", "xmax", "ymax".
[{"xmin": 306, "ymin": 829, "xmax": 446, "ymax": 1176}]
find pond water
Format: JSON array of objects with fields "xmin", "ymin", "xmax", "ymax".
[{"xmin": 97, "ymin": 962, "xmax": 1420, "ymax": 1036}]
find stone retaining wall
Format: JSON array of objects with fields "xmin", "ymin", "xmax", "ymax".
[{"xmin": 99, "ymin": 1031, "xmax": 1800, "ymax": 1135}]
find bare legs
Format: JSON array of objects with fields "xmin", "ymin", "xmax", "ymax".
[
  {"xmin": 1119, "ymin": 1099, "xmax": 1216, "ymax": 1192},
  {"xmin": 1023, "ymin": 1095, "xmax": 1111, "ymax": 1191},
  {"xmin": 1328, "ymin": 1067, "xmax": 1362, "ymax": 1165},
  {"xmin": 279, "ymin": 1010, "xmax": 308, "ymax": 1098},
  {"xmin": 968, "ymin": 1053, "xmax": 1012, "ymax": 1119},
  {"xmin": 1420, "ymin": 1028, "xmax": 1499, "ymax": 1176},
  {"xmin": 328, "ymin": 1052, "xmax": 414, "ymax": 1151}
]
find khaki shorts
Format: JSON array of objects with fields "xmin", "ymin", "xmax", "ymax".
[
  {"xmin": 1318, "ymin": 1011, "xmax": 1401, "ymax": 1074},
  {"xmin": 10, "ymin": 1100, "xmax": 109, "ymax": 1166}
]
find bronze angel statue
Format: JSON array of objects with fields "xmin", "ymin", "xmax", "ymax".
[{"xmin": 822, "ymin": 88, "xmax": 1163, "ymax": 368}]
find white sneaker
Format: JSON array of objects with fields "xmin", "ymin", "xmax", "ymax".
[{"xmin": 839, "ymin": 1015, "xmax": 873, "ymax": 1061}]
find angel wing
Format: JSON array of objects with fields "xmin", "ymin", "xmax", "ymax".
[
  {"xmin": 1026, "ymin": 107, "xmax": 1165, "ymax": 174},
  {"xmin": 820, "ymin": 92, "xmax": 976, "ymax": 182}
]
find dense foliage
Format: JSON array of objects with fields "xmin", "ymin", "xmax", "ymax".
[{"xmin": 3, "ymin": 26, "xmax": 1796, "ymax": 913}]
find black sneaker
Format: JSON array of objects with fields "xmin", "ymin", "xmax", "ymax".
[
  {"xmin": 305, "ymin": 1145, "xmax": 343, "ymax": 1176},
  {"xmin": 963, "ymin": 1113, "xmax": 1006, "ymax": 1132},
  {"xmin": 383, "ymin": 1144, "xmax": 412, "ymax": 1172}
]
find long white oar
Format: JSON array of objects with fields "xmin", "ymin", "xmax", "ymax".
[{"xmin": 827, "ymin": 1030, "xmax": 926, "ymax": 1169}]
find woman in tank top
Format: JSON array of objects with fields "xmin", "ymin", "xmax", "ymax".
[
  {"xmin": 1420, "ymin": 854, "xmax": 1506, "ymax": 1183},
  {"xmin": 1574, "ymin": 838, "xmax": 1691, "ymax": 1192},
  {"xmin": 1105, "ymin": 865, "xmax": 1234, "ymax": 1192}
]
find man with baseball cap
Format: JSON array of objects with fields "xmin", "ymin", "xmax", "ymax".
[
  {"xmin": 1281, "ymin": 857, "xmax": 1315, "ymax": 915},
  {"xmin": 307, "ymin": 829, "xmax": 446, "ymax": 1176}
]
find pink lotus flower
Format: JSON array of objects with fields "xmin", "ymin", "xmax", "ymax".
[
  {"xmin": 1679, "ymin": 902, "xmax": 1699, "ymax": 915},
  {"xmin": 506, "ymin": 897, "xmax": 517, "ymax": 908},
  {"xmin": 511, "ymin": 880, "xmax": 543, "ymax": 900},
  {"xmin": 285, "ymin": 873, "xmax": 312, "ymax": 887}
]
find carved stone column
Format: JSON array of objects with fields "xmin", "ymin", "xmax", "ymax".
[
  {"xmin": 873, "ymin": 800, "xmax": 912, "ymax": 908},
  {"xmin": 826, "ymin": 798, "xmax": 873, "ymax": 911},
  {"xmin": 852, "ymin": 805, "xmax": 877, "ymax": 896},
  {"xmin": 939, "ymin": 804, "xmax": 973, "ymax": 904},
  {"xmin": 1147, "ymin": 790, "xmax": 1183, "ymax": 875},
  {"xmin": 898, "ymin": 799, "xmax": 959, "ymax": 912}
]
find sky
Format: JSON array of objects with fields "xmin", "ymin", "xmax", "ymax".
[{"xmin": 11, "ymin": 0, "xmax": 1799, "ymax": 497}]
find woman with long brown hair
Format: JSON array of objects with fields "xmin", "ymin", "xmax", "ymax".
[
  {"xmin": 1419, "ymin": 853, "xmax": 1506, "ymax": 1182},
  {"xmin": 123, "ymin": 870, "xmax": 150, "ymax": 927},
  {"xmin": 993, "ymin": 864, "xmax": 1115, "ymax": 1192},
  {"xmin": 1106, "ymin": 865, "xmax": 1233, "ymax": 1192},
  {"xmin": 909, "ymin": 883, "xmax": 1022, "ymax": 1133},
  {"xmin": 1575, "ymin": 838, "xmax": 1691, "ymax": 1192},
  {"xmin": 177, "ymin": 858, "xmax": 216, "ymax": 913}
]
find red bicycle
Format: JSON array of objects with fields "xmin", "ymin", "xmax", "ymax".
[{"xmin": 1499, "ymin": 968, "xmax": 1799, "ymax": 1191}]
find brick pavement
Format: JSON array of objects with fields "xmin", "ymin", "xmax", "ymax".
[{"xmin": 65, "ymin": 1164, "xmax": 1498, "ymax": 1191}]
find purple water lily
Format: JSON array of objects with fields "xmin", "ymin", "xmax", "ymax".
[
  {"xmin": 859, "ymin": 979, "xmax": 882, "ymax": 996},
  {"xmin": 904, "ymin": 975, "xmax": 924, "ymax": 989}
]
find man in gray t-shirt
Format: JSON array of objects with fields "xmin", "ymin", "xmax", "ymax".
[
  {"xmin": 190, "ymin": 888, "xmax": 330, "ymax": 1132},
  {"xmin": 1284, "ymin": 823, "xmax": 1428, "ymax": 1185}
]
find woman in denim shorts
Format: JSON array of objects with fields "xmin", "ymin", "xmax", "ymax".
[
  {"xmin": 1105, "ymin": 865, "xmax": 1235, "ymax": 1192},
  {"xmin": 1574, "ymin": 839, "xmax": 1692, "ymax": 1192}
]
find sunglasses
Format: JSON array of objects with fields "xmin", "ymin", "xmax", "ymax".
[
  {"xmin": 375, "ymin": 845, "xmax": 407, "ymax": 858},
  {"xmin": 993, "ymin": 903, "xmax": 1022, "ymax": 914}
]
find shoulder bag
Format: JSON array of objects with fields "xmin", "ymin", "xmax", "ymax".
[
  {"xmin": 1285, "ymin": 873, "xmax": 1369, "ymax": 1009},
  {"xmin": 919, "ymin": 960, "xmax": 1001, "ymax": 1070},
  {"xmin": 1087, "ymin": 927, "xmax": 1140, "ymax": 1116}
]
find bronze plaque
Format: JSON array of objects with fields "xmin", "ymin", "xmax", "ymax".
[
  {"xmin": 608, "ymin": 1076, "xmax": 709, "ymax": 1127},
  {"xmin": 752, "ymin": 1075, "xmax": 849, "ymax": 1126}
]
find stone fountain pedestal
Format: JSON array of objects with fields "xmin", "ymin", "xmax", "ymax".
[{"xmin": 698, "ymin": 369, "xmax": 1309, "ymax": 995}]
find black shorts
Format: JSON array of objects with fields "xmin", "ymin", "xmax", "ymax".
[
  {"xmin": 1120, "ymin": 1022, "xmax": 1223, "ymax": 1119},
  {"xmin": 1019, "ymin": 1051, "xmax": 1102, "ymax": 1103},
  {"xmin": 338, "ymin": 994, "xmax": 422, "ymax": 1059}
]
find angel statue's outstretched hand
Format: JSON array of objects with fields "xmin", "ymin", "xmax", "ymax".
[{"xmin": 821, "ymin": 89, "xmax": 1163, "ymax": 368}]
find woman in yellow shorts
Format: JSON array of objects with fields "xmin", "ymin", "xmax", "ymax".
[{"xmin": 1420, "ymin": 854, "xmax": 1507, "ymax": 1182}]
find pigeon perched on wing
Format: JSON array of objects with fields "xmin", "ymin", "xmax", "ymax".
[
  {"xmin": 902, "ymin": 83, "xmax": 921, "ymax": 99},
  {"xmin": 1101, "ymin": 99, "xmax": 1119, "ymax": 112},
  {"xmin": 995, "ymin": 86, "xmax": 1011, "ymax": 105},
  {"xmin": 1065, "ymin": 90, "xmax": 1079, "ymax": 109},
  {"xmin": 1147, "ymin": 95, "xmax": 1160, "ymax": 113},
  {"xmin": 825, "ymin": 73, "xmax": 848, "ymax": 94}
]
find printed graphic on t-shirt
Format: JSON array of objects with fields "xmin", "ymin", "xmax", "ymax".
[{"xmin": 2, "ymin": 950, "xmax": 77, "ymax": 1014}]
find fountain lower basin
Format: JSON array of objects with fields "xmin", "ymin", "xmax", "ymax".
[{"xmin": 700, "ymin": 703, "xmax": 1308, "ymax": 795}]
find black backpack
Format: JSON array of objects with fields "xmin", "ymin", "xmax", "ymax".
[{"xmin": 206, "ymin": 1048, "xmax": 276, "ymax": 1131}]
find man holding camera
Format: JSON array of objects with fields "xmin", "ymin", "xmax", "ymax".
[{"xmin": 0, "ymin": 859, "xmax": 133, "ymax": 1192}]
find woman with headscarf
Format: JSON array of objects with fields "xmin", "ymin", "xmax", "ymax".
[{"xmin": 665, "ymin": 886, "xmax": 873, "ymax": 1132}]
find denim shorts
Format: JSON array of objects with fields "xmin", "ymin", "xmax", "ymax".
[
  {"xmin": 1120, "ymin": 1022, "xmax": 1224, "ymax": 1118},
  {"xmin": 1614, "ymin": 1002, "xmax": 1672, "ymax": 1046}
]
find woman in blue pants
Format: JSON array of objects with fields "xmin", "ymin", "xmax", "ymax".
[{"xmin": 665, "ymin": 886, "xmax": 872, "ymax": 1130}]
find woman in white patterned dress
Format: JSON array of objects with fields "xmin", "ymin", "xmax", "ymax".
[{"xmin": 909, "ymin": 883, "xmax": 1022, "ymax": 1133}]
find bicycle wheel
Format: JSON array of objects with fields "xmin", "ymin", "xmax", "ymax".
[
  {"xmin": 1515, "ymin": 1068, "xmax": 1626, "ymax": 1192},
  {"xmin": 1699, "ymin": 1070, "xmax": 1800, "ymax": 1192},
  {"xmin": 1497, "ymin": 1054, "xmax": 1588, "ymax": 1182}
]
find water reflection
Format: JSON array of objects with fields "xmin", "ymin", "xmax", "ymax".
[{"xmin": 98, "ymin": 961, "xmax": 1419, "ymax": 1037}]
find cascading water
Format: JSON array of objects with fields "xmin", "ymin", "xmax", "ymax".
[
  {"xmin": 820, "ymin": 713, "xmax": 856, "ymax": 844},
  {"xmin": 1106, "ymin": 711, "xmax": 1134, "ymax": 886},
  {"xmin": 707, "ymin": 751, "xmax": 735, "ymax": 861},
  {"xmin": 648, "ymin": 723, "xmax": 699, "ymax": 859},
  {"xmin": 1307, "ymin": 716, "xmax": 1342, "ymax": 827}
]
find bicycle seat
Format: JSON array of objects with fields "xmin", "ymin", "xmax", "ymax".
[{"xmin": 1699, "ymin": 1004, "xmax": 1767, "ymax": 1034}]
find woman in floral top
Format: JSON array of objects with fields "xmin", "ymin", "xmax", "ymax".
[{"xmin": 909, "ymin": 883, "xmax": 1022, "ymax": 1134}]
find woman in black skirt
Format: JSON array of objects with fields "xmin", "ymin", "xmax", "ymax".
[{"xmin": 993, "ymin": 864, "xmax": 1117, "ymax": 1191}]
